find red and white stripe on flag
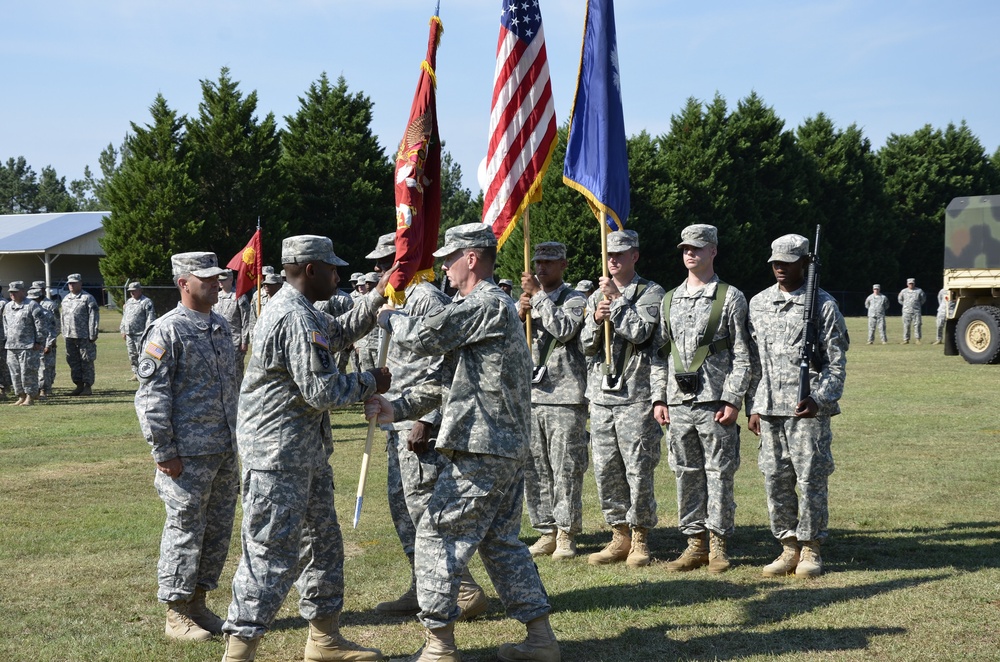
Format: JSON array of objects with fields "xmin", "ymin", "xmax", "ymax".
[{"xmin": 481, "ymin": 0, "xmax": 557, "ymax": 249}]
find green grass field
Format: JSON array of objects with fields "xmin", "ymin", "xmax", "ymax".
[{"xmin": 2, "ymin": 312, "xmax": 999, "ymax": 661}]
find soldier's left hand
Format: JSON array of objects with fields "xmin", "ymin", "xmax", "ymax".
[
  {"xmin": 157, "ymin": 457, "xmax": 184, "ymax": 479},
  {"xmin": 521, "ymin": 271, "xmax": 540, "ymax": 296},
  {"xmin": 364, "ymin": 394, "xmax": 395, "ymax": 424},
  {"xmin": 374, "ymin": 262, "xmax": 400, "ymax": 297},
  {"xmin": 794, "ymin": 396, "xmax": 818, "ymax": 418},
  {"xmin": 407, "ymin": 421, "xmax": 433, "ymax": 453},
  {"xmin": 715, "ymin": 403, "xmax": 739, "ymax": 426}
]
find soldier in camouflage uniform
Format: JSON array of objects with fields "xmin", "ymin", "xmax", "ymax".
[
  {"xmin": 0, "ymin": 284, "xmax": 10, "ymax": 399},
  {"xmin": 897, "ymin": 278, "xmax": 926, "ymax": 344},
  {"xmin": 747, "ymin": 234, "xmax": 849, "ymax": 579},
  {"xmin": 355, "ymin": 272, "xmax": 383, "ymax": 373},
  {"xmin": 120, "ymin": 282, "xmax": 157, "ymax": 380},
  {"xmin": 3, "ymin": 281, "xmax": 46, "ymax": 406},
  {"xmin": 517, "ymin": 241, "xmax": 589, "ymax": 561},
  {"xmin": 26, "ymin": 288, "xmax": 58, "ymax": 399},
  {"xmin": 651, "ymin": 225, "xmax": 752, "ymax": 574},
  {"xmin": 222, "ymin": 235, "xmax": 391, "ymax": 662},
  {"xmin": 60, "ymin": 273, "xmax": 100, "ymax": 396},
  {"xmin": 367, "ymin": 223, "xmax": 558, "ymax": 662},
  {"xmin": 40, "ymin": 291, "xmax": 61, "ymax": 395},
  {"xmin": 934, "ymin": 287, "xmax": 949, "ymax": 344},
  {"xmin": 133, "ymin": 252, "xmax": 239, "ymax": 641},
  {"xmin": 214, "ymin": 272, "xmax": 249, "ymax": 378},
  {"xmin": 579, "ymin": 229, "xmax": 665, "ymax": 568},
  {"xmin": 864, "ymin": 284, "xmax": 889, "ymax": 344},
  {"xmin": 314, "ymin": 284, "xmax": 356, "ymax": 374}
]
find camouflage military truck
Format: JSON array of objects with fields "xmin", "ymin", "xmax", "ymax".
[{"xmin": 943, "ymin": 195, "xmax": 1000, "ymax": 363}]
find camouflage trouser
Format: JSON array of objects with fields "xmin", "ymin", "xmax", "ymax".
[
  {"xmin": 415, "ymin": 451, "xmax": 550, "ymax": 630},
  {"xmin": 901, "ymin": 312, "xmax": 921, "ymax": 341},
  {"xmin": 65, "ymin": 337, "xmax": 97, "ymax": 385},
  {"xmin": 666, "ymin": 402, "xmax": 741, "ymax": 537},
  {"xmin": 385, "ymin": 429, "xmax": 418, "ymax": 569},
  {"xmin": 39, "ymin": 346, "xmax": 57, "ymax": 392},
  {"xmin": 125, "ymin": 333, "xmax": 143, "ymax": 374},
  {"xmin": 525, "ymin": 404, "xmax": 589, "ymax": 534},
  {"xmin": 235, "ymin": 349, "xmax": 246, "ymax": 380},
  {"xmin": 6, "ymin": 348, "xmax": 41, "ymax": 396},
  {"xmin": 0, "ymin": 346, "xmax": 10, "ymax": 389},
  {"xmin": 757, "ymin": 415, "xmax": 834, "ymax": 542},
  {"xmin": 154, "ymin": 451, "xmax": 238, "ymax": 603},
  {"xmin": 936, "ymin": 313, "xmax": 946, "ymax": 343},
  {"xmin": 867, "ymin": 316, "xmax": 887, "ymax": 343},
  {"xmin": 590, "ymin": 401, "xmax": 662, "ymax": 529},
  {"xmin": 224, "ymin": 463, "xmax": 345, "ymax": 639}
]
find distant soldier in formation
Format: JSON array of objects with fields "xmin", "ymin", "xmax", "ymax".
[
  {"xmin": 135, "ymin": 252, "xmax": 239, "ymax": 642},
  {"xmin": 120, "ymin": 282, "xmax": 157, "ymax": 380},
  {"xmin": 314, "ymin": 281, "xmax": 355, "ymax": 375},
  {"xmin": 214, "ymin": 271, "xmax": 250, "ymax": 378},
  {"xmin": 652, "ymin": 224, "xmax": 752, "ymax": 574},
  {"xmin": 934, "ymin": 287, "xmax": 949, "ymax": 345},
  {"xmin": 575, "ymin": 279, "xmax": 597, "ymax": 298},
  {"xmin": 498, "ymin": 278, "xmax": 514, "ymax": 297},
  {"xmin": 580, "ymin": 229, "xmax": 665, "ymax": 568},
  {"xmin": 26, "ymin": 287, "xmax": 58, "ymax": 399},
  {"xmin": 518, "ymin": 241, "xmax": 589, "ymax": 560},
  {"xmin": 3, "ymin": 281, "xmax": 46, "ymax": 406},
  {"xmin": 222, "ymin": 235, "xmax": 390, "ymax": 662},
  {"xmin": 355, "ymin": 272, "xmax": 383, "ymax": 373},
  {"xmin": 747, "ymin": 234, "xmax": 849, "ymax": 579},
  {"xmin": 864, "ymin": 284, "xmax": 889, "ymax": 344},
  {"xmin": 61, "ymin": 273, "xmax": 100, "ymax": 396},
  {"xmin": 897, "ymin": 278, "xmax": 926, "ymax": 344},
  {"xmin": 366, "ymin": 223, "xmax": 559, "ymax": 662},
  {"xmin": 0, "ymin": 283, "xmax": 10, "ymax": 399}
]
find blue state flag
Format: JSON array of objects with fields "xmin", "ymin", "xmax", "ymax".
[{"xmin": 562, "ymin": 0, "xmax": 629, "ymax": 231}]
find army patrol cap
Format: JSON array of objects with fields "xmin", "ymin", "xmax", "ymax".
[
  {"xmin": 171, "ymin": 252, "xmax": 228, "ymax": 279},
  {"xmin": 365, "ymin": 271, "xmax": 380, "ymax": 285},
  {"xmin": 873, "ymin": 284, "xmax": 880, "ymax": 290},
  {"xmin": 366, "ymin": 232, "xmax": 397, "ymax": 260},
  {"xmin": 906, "ymin": 277, "xmax": 916, "ymax": 284},
  {"xmin": 678, "ymin": 224, "xmax": 718, "ymax": 249},
  {"xmin": 575, "ymin": 279, "xmax": 595, "ymax": 292},
  {"xmin": 350, "ymin": 272, "xmax": 365, "ymax": 283},
  {"xmin": 768, "ymin": 234, "xmax": 809, "ymax": 263},
  {"xmin": 498, "ymin": 278, "xmax": 514, "ymax": 287},
  {"xmin": 219, "ymin": 271, "xmax": 231, "ymax": 281},
  {"xmin": 26, "ymin": 288, "xmax": 43, "ymax": 300},
  {"xmin": 262, "ymin": 265, "xmax": 275, "ymax": 275},
  {"xmin": 127, "ymin": 281, "xmax": 142, "ymax": 291},
  {"xmin": 533, "ymin": 241, "xmax": 567, "ymax": 262},
  {"xmin": 281, "ymin": 235, "xmax": 348, "ymax": 266},
  {"xmin": 8, "ymin": 280, "xmax": 24, "ymax": 293},
  {"xmin": 31, "ymin": 280, "xmax": 46, "ymax": 289},
  {"xmin": 606, "ymin": 229, "xmax": 639, "ymax": 253},
  {"xmin": 67, "ymin": 273, "xmax": 82, "ymax": 283},
  {"xmin": 432, "ymin": 223, "xmax": 497, "ymax": 258},
  {"xmin": 263, "ymin": 273, "xmax": 283, "ymax": 285}
]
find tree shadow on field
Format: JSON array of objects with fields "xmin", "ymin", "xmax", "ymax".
[
  {"xmin": 832, "ymin": 521, "xmax": 1000, "ymax": 573},
  {"xmin": 554, "ymin": 578, "xmax": 757, "ymax": 614},
  {"xmin": 42, "ymin": 387, "xmax": 138, "ymax": 405}
]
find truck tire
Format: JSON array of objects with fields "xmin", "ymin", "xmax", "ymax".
[{"xmin": 956, "ymin": 306, "xmax": 1000, "ymax": 364}]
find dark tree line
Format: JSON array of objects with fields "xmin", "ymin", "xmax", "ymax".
[{"xmin": 4, "ymin": 70, "xmax": 999, "ymax": 308}]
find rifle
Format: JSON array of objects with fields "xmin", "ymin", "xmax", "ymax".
[{"xmin": 796, "ymin": 225, "xmax": 822, "ymax": 406}]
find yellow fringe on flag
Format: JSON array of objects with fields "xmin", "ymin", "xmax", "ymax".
[{"xmin": 384, "ymin": 268, "xmax": 437, "ymax": 306}]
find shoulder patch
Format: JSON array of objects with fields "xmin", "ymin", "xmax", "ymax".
[
  {"xmin": 144, "ymin": 341, "xmax": 165, "ymax": 360},
  {"xmin": 424, "ymin": 305, "xmax": 450, "ymax": 331},
  {"xmin": 311, "ymin": 331, "xmax": 330, "ymax": 350},
  {"xmin": 137, "ymin": 357, "xmax": 158, "ymax": 379}
]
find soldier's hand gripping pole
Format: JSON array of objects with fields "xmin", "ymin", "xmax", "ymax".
[
  {"xmin": 796, "ymin": 225, "xmax": 822, "ymax": 406},
  {"xmin": 354, "ymin": 328, "xmax": 391, "ymax": 529}
]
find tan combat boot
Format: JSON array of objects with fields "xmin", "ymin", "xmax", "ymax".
[
  {"xmin": 188, "ymin": 586, "xmax": 224, "ymax": 634},
  {"xmin": 528, "ymin": 531, "xmax": 557, "ymax": 557},
  {"xmin": 375, "ymin": 581, "xmax": 419, "ymax": 616},
  {"xmin": 21, "ymin": 394, "xmax": 35, "ymax": 406},
  {"xmin": 406, "ymin": 622, "xmax": 460, "ymax": 662},
  {"xmin": 222, "ymin": 634, "xmax": 260, "ymax": 662},
  {"xmin": 626, "ymin": 527, "xmax": 651, "ymax": 568},
  {"xmin": 707, "ymin": 532, "xmax": 731, "ymax": 574},
  {"xmin": 665, "ymin": 533, "xmax": 709, "ymax": 572},
  {"xmin": 497, "ymin": 615, "xmax": 560, "ymax": 662},
  {"xmin": 795, "ymin": 540, "xmax": 823, "ymax": 578},
  {"xmin": 587, "ymin": 524, "xmax": 631, "ymax": 566},
  {"xmin": 10, "ymin": 393, "xmax": 25, "ymax": 406},
  {"xmin": 762, "ymin": 537, "xmax": 800, "ymax": 577},
  {"xmin": 81, "ymin": 383, "xmax": 93, "ymax": 396},
  {"xmin": 456, "ymin": 568, "xmax": 488, "ymax": 621},
  {"xmin": 304, "ymin": 612, "xmax": 383, "ymax": 661},
  {"xmin": 164, "ymin": 599, "xmax": 213, "ymax": 641},
  {"xmin": 551, "ymin": 530, "xmax": 576, "ymax": 560}
]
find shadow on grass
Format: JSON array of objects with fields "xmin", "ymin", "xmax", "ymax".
[{"xmin": 832, "ymin": 522, "xmax": 1000, "ymax": 572}]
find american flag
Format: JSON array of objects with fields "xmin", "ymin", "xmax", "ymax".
[{"xmin": 481, "ymin": 0, "xmax": 557, "ymax": 249}]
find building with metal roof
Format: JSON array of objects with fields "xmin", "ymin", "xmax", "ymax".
[{"xmin": 0, "ymin": 211, "xmax": 108, "ymax": 296}]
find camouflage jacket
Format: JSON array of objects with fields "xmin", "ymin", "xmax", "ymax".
[
  {"xmin": 214, "ymin": 290, "xmax": 245, "ymax": 349},
  {"xmin": 521, "ymin": 282, "xmax": 588, "ymax": 405},
  {"xmin": 382, "ymin": 281, "xmax": 449, "ymax": 431},
  {"xmin": 314, "ymin": 290, "xmax": 354, "ymax": 318},
  {"xmin": 119, "ymin": 295, "xmax": 156, "ymax": 335},
  {"xmin": 3, "ymin": 299, "xmax": 46, "ymax": 350},
  {"xmin": 35, "ymin": 303, "xmax": 58, "ymax": 349},
  {"xmin": 237, "ymin": 285, "xmax": 379, "ymax": 471},
  {"xmin": 579, "ymin": 273, "xmax": 666, "ymax": 406},
  {"xmin": 747, "ymin": 284, "xmax": 849, "ymax": 417},
  {"xmin": 388, "ymin": 279, "xmax": 532, "ymax": 462},
  {"xmin": 864, "ymin": 294, "xmax": 890, "ymax": 318},
  {"xmin": 39, "ymin": 299, "xmax": 61, "ymax": 339},
  {"xmin": 61, "ymin": 291, "xmax": 100, "ymax": 340},
  {"xmin": 897, "ymin": 287, "xmax": 926, "ymax": 314},
  {"xmin": 134, "ymin": 304, "xmax": 238, "ymax": 463},
  {"xmin": 650, "ymin": 276, "xmax": 752, "ymax": 408}
]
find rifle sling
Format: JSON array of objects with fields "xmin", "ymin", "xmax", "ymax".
[
  {"xmin": 609, "ymin": 279, "xmax": 649, "ymax": 378},
  {"xmin": 661, "ymin": 282, "xmax": 731, "ymax": 374},
  {"xmin": 534, "ymin": 287, "xmax": 573, "ymax": 369}
]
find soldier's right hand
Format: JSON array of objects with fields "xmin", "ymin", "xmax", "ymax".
[
  {"xmin": 157, "ymin": 457, "xmax": 184, "ymax": 479},
  {"xmin": 593, "ymin": 299, "xmax": 612, "ymax": 323},
  {"xmin": 653, "ymin": 402, "xmax": 670, "ymax": 426},
  {"xmin": 368, "ymin": 366, "xmax": 392, "ymax": 394},
  {"xmin": 748, "ymin": 413, "xmax": 761, "ymax": 436},
  {"xmin": 518, "ymin": 292, "xmax": 531, "ymax": 321},
  {"xmin": 364, "ymin": 394, "xmax": 395, "ymax": 424}
]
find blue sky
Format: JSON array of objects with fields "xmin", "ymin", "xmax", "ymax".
[{"xmin": 3, "ymin": 0, "xmax": 998, "ymax": 195}]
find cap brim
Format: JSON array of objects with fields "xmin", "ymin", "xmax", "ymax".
[
  {"xmin": 190, "ymin": 267, "xmax": 229, "ymax": 278},
  {"xmin": 678, "ymin": 240, "xmax": 709, "ymax": 249},
  {"xmin": 364, "ymin": 247, "xmax": 396, "ymax": 260},
  {"xmin": 768, "ymin": 253, "xmax": 801, "ymax": 263},
  {"xmin": 432, "ymin": 243, "xmax": 459, "ymax": 258}
]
